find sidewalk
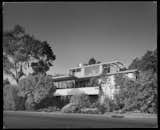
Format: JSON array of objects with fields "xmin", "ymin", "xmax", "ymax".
[
  {"xmin": 4, "ymin": 110, "xmax": 157, "ymax": 119},
  {"xmin": 103, "ymin": 112, "xmax": 157, "ymax": 119}
]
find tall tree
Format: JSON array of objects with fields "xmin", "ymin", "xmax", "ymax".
[
  {"xmin": 129, "ymin": 49, "xmax": 157, "ymax": 73},
  {"xmin": 3, "ymin": 25, "xmax": 56, "ymax": 84},
  {"xmin": 115, "ymin": 48, "xmax": 157, "ymax": 113},
  {"xmin": 88, "ymin": 57, "xmax": 97, "ymax": 65}
]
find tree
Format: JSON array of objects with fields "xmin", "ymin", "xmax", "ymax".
[
  {"xmin": 114, "ymin": 49, "xmax": 157, "ymax": 113},
  {"xmin": 88, "ymin": 57, "xmax": 97, "ymax": 65},
  {"xmin": 114, "ymin": 74, "xmax": 141, "ymax": 112},
  {"xmin": 17, "ymin": 74, "xmax": 56, "ymax": 110},
  {"xmin": 3, "ymin": 25, "xmax": 26, "ymax": 83},
  {"xmin": 129, "ymin": 49, "xmax": 157, "ymax": 73},
  {"xmin": 3, "ymin": 25, "xmax": 56, "ymax": 84}
]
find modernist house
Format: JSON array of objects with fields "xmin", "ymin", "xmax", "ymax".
[{"xmin": 52, "ymin": 61, "xmax": 138, "ymax": 101}]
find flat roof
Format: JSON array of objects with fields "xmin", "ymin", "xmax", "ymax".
[
  {"xmin": 106, "ymin": 69, "xmax": 138, "ymax": 76},
  {"xmin": 52, "ymin": 69, "xmax": 138, "ymax": 82},
  {"xmin": 52, "ymin": 75, "xmax": 77, "ymax": 82},
  {"xmin": 69, "ymin": 60, "xmax": 124, "ymax": 70}
]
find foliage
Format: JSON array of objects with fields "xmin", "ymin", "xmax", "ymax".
[
  {"xmin": 61, "ymin": 103, "xmax": 79, "ymax": 113},
  {"xmin": 97, "ymin": 97, "xmax": 116, "ymax": 114},
  {"xmin": 3, "ymin": 25, "xmax": 56, "ymax": 84},
  {"xmin": 3, "ymin": 85, "xmax": 17, "ymax": 110},
  {"xmin": 34, "ymin": 96, "xmax": 68, "ymax": 110},
  {"xmin": 129, "ymin": 49, "xmax": 157, "ymax": 73},
  {"xmin": 70, "ymin": 93, "xmax": 91, "ymax": 109},
  {"xmin": 3, "ymin": 84, "xmax": 25, "ymax": 110},
  {"xmin": 37, "ymin": 106, "xmax": 60, "ymax": 112},
  {"xmin": 18, "ymin": 74, "xmax": 56, "ymax": 110},
  {"xmin": 80, "ymin": 108, "xmax": 100, "ymax": 114},
  {"xmin": 89, "ymin": 77, "xmax": 99, "ymax": 86},
  {"xmin": 114, "ymin": 74, "xmax": 141, "ymax": 112},
  {"xmin": 90, "ymin": 101, "xmax": 99, "ymax": 108},
  {"xmin": 88, "ymin": 57, "xmax": 97, "ymax": 65},
  {"xmin": 114, "ymin": 49, "xmax": 157, "ymax": 113},
  {"xmin": 137, "ymin": 70, "xmax": 157, "ymax": 113},
  {"xmin": 61, "ymin": 93, "xmax": 91, "ymax": 113}
]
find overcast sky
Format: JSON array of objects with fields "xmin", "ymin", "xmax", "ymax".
[{"xmin": 3, "ymin": 2, "xmax": 157, "ymax": 75}]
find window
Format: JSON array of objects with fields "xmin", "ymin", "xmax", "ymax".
[{"xmin": 84, "ymin": 65, "xmax": 100, "ymax": 76}]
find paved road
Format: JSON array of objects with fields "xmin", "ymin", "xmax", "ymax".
[{"xmin": 3, "ymin": 111, "xmax": 157, "ymax": 128}]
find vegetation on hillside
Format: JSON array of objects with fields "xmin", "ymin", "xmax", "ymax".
[
  {"xmin": 3, "ymin": 25, "xmax": 56, "ymax": 84},
  {"xmin": 3, "ymin": 25, "xmax": 157, "ymax": 114},
  {"xmin": 3, "ymin": 25, "xmax": 56, "ymax": 111},
  {"xmin": 114, "ymin": 49, "xmax": 157, "ymax": 113}
]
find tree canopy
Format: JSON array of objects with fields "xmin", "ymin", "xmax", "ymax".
[
  {"xmin": 115, "ymin": 48, "xmax": 157, "ymax": 113},
  {"xmin": 3, "ymin": 25, "xmax": 56, "ymax": 83},
  {"xmin": 129, "ymin": 49, "xmax": 157, "ymax": 73},
  {"xmin": 88, "ymin": 57, "xmax": 97, "ymax": 65}
]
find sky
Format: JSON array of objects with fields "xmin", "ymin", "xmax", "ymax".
[{"xmin": 3, "ymin": 2, "xmax": 157, "ymax": 75}]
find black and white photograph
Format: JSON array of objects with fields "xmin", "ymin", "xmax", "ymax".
[{"xmin": 3, "ymin": 1, "xmax": 157, "ymax": 128}]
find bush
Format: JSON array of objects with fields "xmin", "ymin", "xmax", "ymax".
[
  {"xmin": 97, "ymin": 97, "xmax": 116, "ymax": 114},
  {"xmin": 61, "ymin": 103, "xmax": 79, "ymax": 113},
  {"xmin": 3, "ymin": 84, "xmax": 25, "ymax": 110},
  {"xmin": 18, "ymin": 74, "xmax": 56, "ymax": 110},
  {"xmin": 80, "ymin": 108, "xmax": 100, "ymax": 114},
  {"xmin": 70, "ymin": 93, "xmax": 91, "ymax": 109},
  {"xmin": 3, "ymin": 85, "xmax": 17, "ymax": 110},
  {"xmin": 90, "ymin": 101, "xmax": 99, "ymax": 108},
  {"xmin": 114, "ymin": 70, "xmax": 157, "ymax": 114},
  {"xmin": 61, "ymin": 93, "xmax": 91, "ymax": 113},
  {"xmin": 37, "ymin": 106, "xmax": 60, "ymax": 112}
]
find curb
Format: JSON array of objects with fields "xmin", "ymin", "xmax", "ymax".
[{"xmin": 4, "ymin": 111, "xmax": 157, "ymax": 119}]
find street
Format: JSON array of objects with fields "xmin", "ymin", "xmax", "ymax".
[{"xmin": 3, "ymin": 111, "xmax": 157, "ymax": 128}]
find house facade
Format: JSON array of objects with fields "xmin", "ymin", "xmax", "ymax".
[{"xmin": 52, "ymin": 61, "xmax": 138, "ymax": 100}]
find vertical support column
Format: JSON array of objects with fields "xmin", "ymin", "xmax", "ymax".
[{"xmin": 100, "ymin": 64, "xmax": 103, "ymax": 74}]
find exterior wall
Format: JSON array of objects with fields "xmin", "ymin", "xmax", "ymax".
[
  {"xmin": 74, "ymin": 68, "xmax": 84, "ymax": 78},
  {"xmin": 100, "ymin": 75, "xmax": 116, "ymax": 100},
  {"xmin": 69, "ymin": 64, "xmax": 103, "ymax": 78},
  {"xmin": 83, "ymin": 64, "xmax": 102, "ymax": 77},
  {"xmin": 54, "ymin": 86, "xmax": 100, "ymax": 96},
  {"xmin": 53, "ymin": 72, "xmax": 136, "ymax": 99},
  {"xmin": 54, "ymin": 75, "xmax": 116, "ymax": 99},
  {"xmin": 53, "ymin": 61, "xmax": 138, "ymax": 101}
]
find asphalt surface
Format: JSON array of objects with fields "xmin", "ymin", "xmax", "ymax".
[{"xmin": 3, "ymin": 111, "xmax": 158, "ymax": 128}]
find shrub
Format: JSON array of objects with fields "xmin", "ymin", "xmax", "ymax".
[
  {"xmin": 70, "ymin": 93, "xmax": 91, "ymax": 109},
  {"xmin": 80, "ymin": 108, "xmax": 100, "ymax": 114},
  {"xmin": 3, "ymin": 85, "xmax": 18, "ymax": 110},
  {"xmin": 97, "ymin": 97, "xmax": 116, "ymax": 114},
  {"xmin": 61, "ymin": 93, "xmax": 91, "ymax": 113},
  {"xmin": 37, "ymin": 106, "xmax": 60, "ymax": 112},
  {"xmin": 90, "ymin": 101, "xmax": 99, "ymax": 108},
  {"xmin": 61, "ymin": 103, "xmax": 79, "ymax": 113},
  {"xmin": 3, "ymin": 84, "xmax": 25, "ymax": 110},
  {"xmin": 18, "ymin": 74, "xmax": 56, "ymax": 110},
  {"xmin": 114, "ymin": 70, "xmax": 157, "ymax": 114}
]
